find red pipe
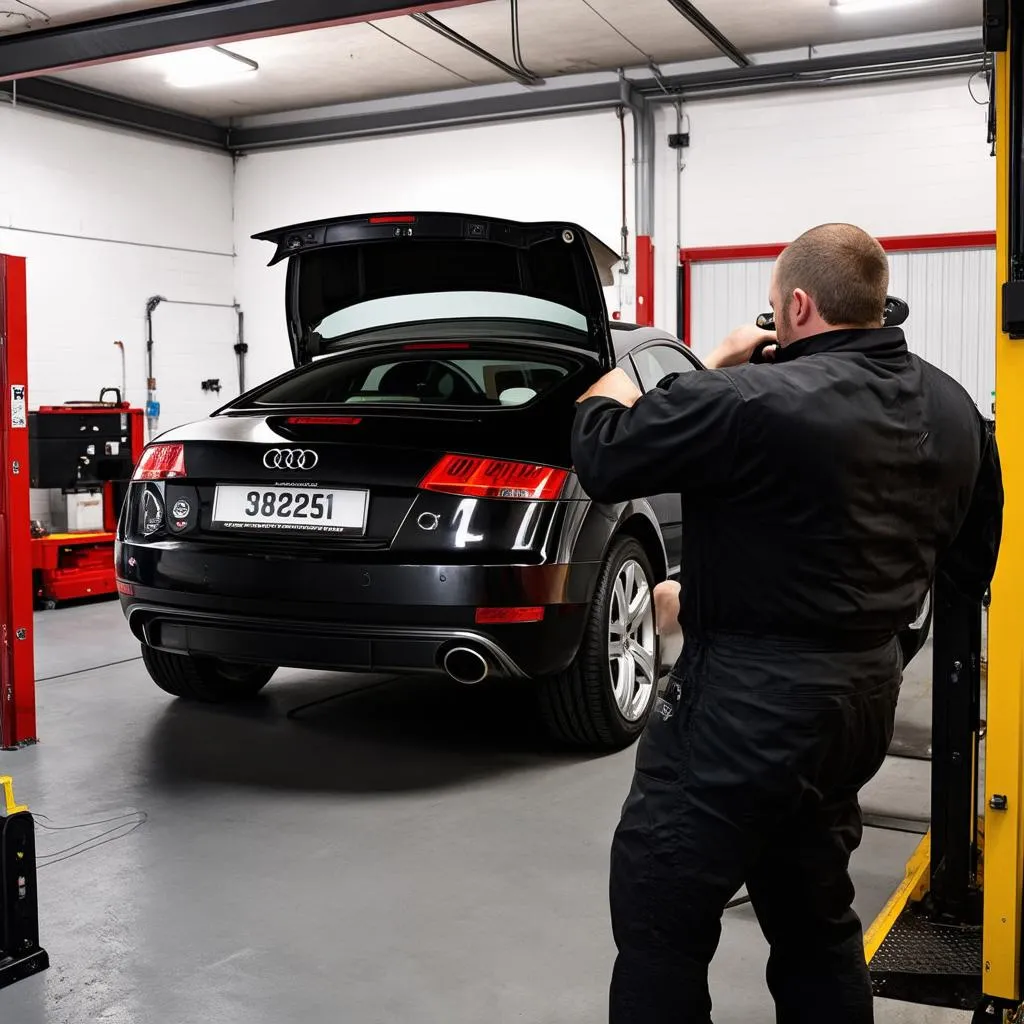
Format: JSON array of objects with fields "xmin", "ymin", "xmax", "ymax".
[{"xmin": 636, "ymin": 235, "xmax": 655, "ymax": 327}]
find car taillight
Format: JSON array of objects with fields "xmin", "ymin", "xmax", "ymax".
[
  {"xmin": 475, "ymin": 607, "xmax": 545, "ymax": 624},
  {"xmin": 402, "ymin": 342, "xmax": 469, "ymax": 351},
  {"xmin": 134, "ymin": 443, "xmax": 186, "ymax": 481},
  {"xmin": 286, "ymin": 416, "xmax": 362, "ymax": 425},
  {"xmin": 420, "ymin": 455, "xmax": 567, "ymax": 501}
]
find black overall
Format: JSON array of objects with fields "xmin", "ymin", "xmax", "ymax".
[{"xmin": 572, "ymin": 328, "xmax": 1003, "ymax": 1023}]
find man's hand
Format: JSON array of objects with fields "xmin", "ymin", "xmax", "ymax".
[
  {"xmin": 576, "ymin": 367, "xmax": 643, "ymax": 407},
  {"xmin": 704, "ymin": 324, "xmax": 778, "ymax": 369}
]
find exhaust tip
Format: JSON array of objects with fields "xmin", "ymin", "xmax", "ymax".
[{"xmin": 442, "ymin": 646, "xmax": 489, "ymax": 685}]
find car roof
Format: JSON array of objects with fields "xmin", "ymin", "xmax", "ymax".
[{"xmin": 610, "ymin": 324, "xmax": 686, "ymax": 361}]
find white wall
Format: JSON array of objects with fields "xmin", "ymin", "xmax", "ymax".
[
  {"xmin": 1, "ymin": 73, "xmax": 999, "ymax": 432},
  {"xmin": 232, "ymin": 110, "xmax": 635, "ymax": 386},
  {"xmin": 0, "ymin": 102, "xmax": 236, "ymax": 433},
  {"xmin": 653, "ymin": 76, "xmax": 996, "ymax": 331}
]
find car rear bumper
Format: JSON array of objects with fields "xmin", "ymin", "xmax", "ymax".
[{"xmin": 117, "ymin": 545, "xmax": 598, "ymax": 678}]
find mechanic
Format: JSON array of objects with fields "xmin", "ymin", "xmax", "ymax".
[{"xmin": 571, "ymin": 223, "xmax": 1003, "ymax": 1024}]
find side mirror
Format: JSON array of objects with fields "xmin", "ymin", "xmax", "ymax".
[{"xmin": 755, "ymin": 295, "xmax": 910, "ymax": 332}]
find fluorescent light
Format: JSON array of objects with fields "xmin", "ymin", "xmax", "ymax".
[
  {"xmin": 161, "ymin": 45, "xmax": 258, "ymax": 89},
  {"xmin": 831, "ymin": 0, "xmax": 925, "ymax": 11}
]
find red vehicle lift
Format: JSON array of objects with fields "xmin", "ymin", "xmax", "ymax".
[{"xmin": 0, "ymin": 254, "xmax": 37, "ymax": 748}]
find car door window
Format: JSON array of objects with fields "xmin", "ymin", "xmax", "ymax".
[
  {"xmin": 631, "ymin": 344, "xmax": 697, "ymax": 391},
  {"xmin": 617, "ymin": 356, "xmax": 641, "ymax": 387}
]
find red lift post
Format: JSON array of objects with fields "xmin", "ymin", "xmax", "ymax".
[{"xmin": 0, "ymin": 255, "xmax": 37, "ymax": 749}]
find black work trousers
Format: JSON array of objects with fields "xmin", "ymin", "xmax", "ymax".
[{"xmin": 609, "ymin": 634, "xmax": 901, "ymax": 1024}]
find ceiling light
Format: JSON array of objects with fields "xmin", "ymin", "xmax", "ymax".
[
  {"xmin": 831, "ymin": 0, "xmax": 925, "ymax": 11},
  {"xmin": 161, "ymin": 45, "xmax": 258, "ymax": 89}
]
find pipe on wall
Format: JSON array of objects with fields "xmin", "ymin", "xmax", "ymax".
[
  {"xmin": 622, "ymin": 81, "xmax": 657, "ymax": 326},
  {"xmin": 144, "ymin": 296, "xmax": 245, "ymax": 439}
]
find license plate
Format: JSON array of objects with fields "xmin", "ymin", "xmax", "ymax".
[{"xmin": 212, "ymin": 485, "xmax": 368, "ymax": 534}]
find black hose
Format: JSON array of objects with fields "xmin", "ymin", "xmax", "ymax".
[
  {"xmin": 145, "ymin": 295, "xmax": 163, "ymax": 383},
  {"xmin": 1011, "ymin": 7, "xmax": 1024, "ymax": 279},
  {"xmin": 235, "ymin": 307, "xmax": 247, "ymax": 394}
]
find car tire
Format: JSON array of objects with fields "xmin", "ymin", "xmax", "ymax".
[
  {"xmin": 539, "ymin": 537, "xmax": 660, "ymax": 750},
  {"xmin": 141, "ymin": 644, "xmax": 275, "ymax": 702}
]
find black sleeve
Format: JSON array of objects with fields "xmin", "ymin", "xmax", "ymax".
[
  {"xmin": 570, "ymin": 370, "xmax": 745, "ymax": 503},
  {"xmin": 940, "ymin": 416, "xmax": 1004, "ymax": 601}
]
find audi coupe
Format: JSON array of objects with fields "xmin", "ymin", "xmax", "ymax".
[{"xmin": 116, "ymin": 211, "xmax": 929, "ymax": 751}]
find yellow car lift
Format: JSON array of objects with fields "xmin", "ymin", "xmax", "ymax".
[{"xmin": 864, "ymin": 2, "xmax": 1024, "ymax": 1019}]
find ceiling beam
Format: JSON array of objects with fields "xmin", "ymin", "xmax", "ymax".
[
  {"xmin": 663, "ymin": 1, "xmax": 749, "ymax": 68},
  {"xmin": 0, "ymin": 0, "xmax": 489, "ymax": 83},
  {"xmin": 0, "ymin": 36, "xmax": 985, "ymax": 155},
  {"xmin": 228, "ymin": 38, "xmax": 984, "ymax": 152},
  {"xmin": 227, "ymin": 81, "xmax": 622, "ymax": 149},
  {"xmin": 0, "ymin": 77, "xmax": 228, "ymax": 149}
]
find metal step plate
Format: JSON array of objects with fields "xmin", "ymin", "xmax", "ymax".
[{"xmin": 870, "ymin": 906, "xmax": 982, "ymax": 1010}]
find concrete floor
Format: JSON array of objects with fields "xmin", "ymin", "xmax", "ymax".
[{"xmin": 0, "ymin": 600, "xmax": 967, "ymax": 1023}]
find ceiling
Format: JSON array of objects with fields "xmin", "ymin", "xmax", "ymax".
[{"xmin": 0, "ymin": 0, "xmax": 984, "ymax": 122}]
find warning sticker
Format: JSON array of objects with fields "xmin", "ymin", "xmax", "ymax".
[{"xmin": 10, "ymin": 385, "xmax": 26, "ymax": 429}]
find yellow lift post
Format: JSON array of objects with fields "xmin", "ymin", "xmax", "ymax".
[{"xmin": 864, "ymin": 2, "xmax": 1024, "ymax": 1020}]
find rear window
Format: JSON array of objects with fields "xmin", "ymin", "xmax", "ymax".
[
  {"xmin": 252, "ymin": 350, "xmax": 573, "ymax": 408},
  {"xmin": 315, "ymin": 292, "xmax": 588, "ymax": 340}
]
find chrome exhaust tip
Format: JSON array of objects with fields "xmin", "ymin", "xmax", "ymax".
[{"xmin": 442, "ymin": 646, "xmax": 489, "ymax": 685}]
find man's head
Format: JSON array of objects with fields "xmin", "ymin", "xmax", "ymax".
[{"xmin": 769, "ymin": 224, "xmax": 889, "ymax": 346}]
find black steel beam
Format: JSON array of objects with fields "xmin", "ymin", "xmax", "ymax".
[
  {"xmin": 663, "ymin": 0, "xmax": 749, "ymax": 68},
  {"xmin": 228, "ymin": 39, "xmax": 984, "ymax": 152},
  {"xmin": 227, "ymin": 81, "xmax": 623, "ymax": 150},
  {"xmin": 0, "ymin": 0, "xmax": 486, "ymax": 82},
  {"xmin": 0, "ymin": 77, "xmax": 228, "ymax": 149}
]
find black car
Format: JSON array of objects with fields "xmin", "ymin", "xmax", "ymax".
[
  {"xmin": 116, "ymin": 211, "xmax": 702, "ymax": 749},
  {"xmin": 116, "ymin": 211, "xmax": 929, "ymax": 751}
]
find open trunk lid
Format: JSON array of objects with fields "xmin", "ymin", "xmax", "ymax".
[{"xmin": 252, "ymin": 212, "xmax": 619, "ymax": 369}]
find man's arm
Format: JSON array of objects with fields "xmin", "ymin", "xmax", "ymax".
[
  {"xmin": 570, "ymin": 324, "xmax": 775, "ymax": 503},
  {"xmin": 571, "ymin": 371, "xmax": 746, "ymax": 503}
]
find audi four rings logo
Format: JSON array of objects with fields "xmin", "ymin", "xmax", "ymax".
[{"xmin": 263, "ymin": 448, "xmax": 319, "ymax": 471}]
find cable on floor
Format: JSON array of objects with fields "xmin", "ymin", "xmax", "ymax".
[
  {"xmin": 285, "ymin": 678, "xmax": 397, "ymax": 719},
  {"xmin": 36, "ymin": 655, "xmax": 143, "ymax": 683},
  {"xmin": 33, "ymin": 810, "xmax": 148, "ymax": 869}
]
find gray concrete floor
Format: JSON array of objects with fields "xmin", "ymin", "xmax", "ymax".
[{"xmin": 0, "ymin": 602, "xmax": 967, "ymax": 1023}]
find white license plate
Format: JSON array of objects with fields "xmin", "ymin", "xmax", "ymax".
[{"xmin": 212, "ymin": 485, "xmax": 368, "ymax": 534}]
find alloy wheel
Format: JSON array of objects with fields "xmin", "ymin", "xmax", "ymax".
[{"xmin": 608, "ymin": 558, "xmax": 657, "ymax": 722}]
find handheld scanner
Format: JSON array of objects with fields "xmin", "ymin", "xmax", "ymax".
[{"xmin": 751, "ymin": 296, "xmax": 910, "ymax": 362}]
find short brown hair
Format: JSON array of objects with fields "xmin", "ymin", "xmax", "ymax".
[{"xmin": 775, "ymin": 223, "xmax": 889, "ymax": 327}]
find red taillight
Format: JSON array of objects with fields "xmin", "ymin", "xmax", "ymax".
[
  {"xmin": 369, "ymin": 215, "xmax": 417, "ymax": 224},
  {"xmin": 402, "ymin": 342, "xmax": 469, "ymax": 351},
  {"xmin": 286, "ymin": 416, "xmax": 362, "ymax": 425},
  {"xmin": 475, "ymin": 607, "xmax": 544, "ymax": 624},
  {"xmin": 133, "ymin": 443, "xmax": 186, "ymax": 481},
  {"xmin": 116, "ymin": 580, "xmax": 135, "ymax": 597},
  {"xmin": 420, "ymin": 455, "xmax": 567, "ymax": 501}
]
